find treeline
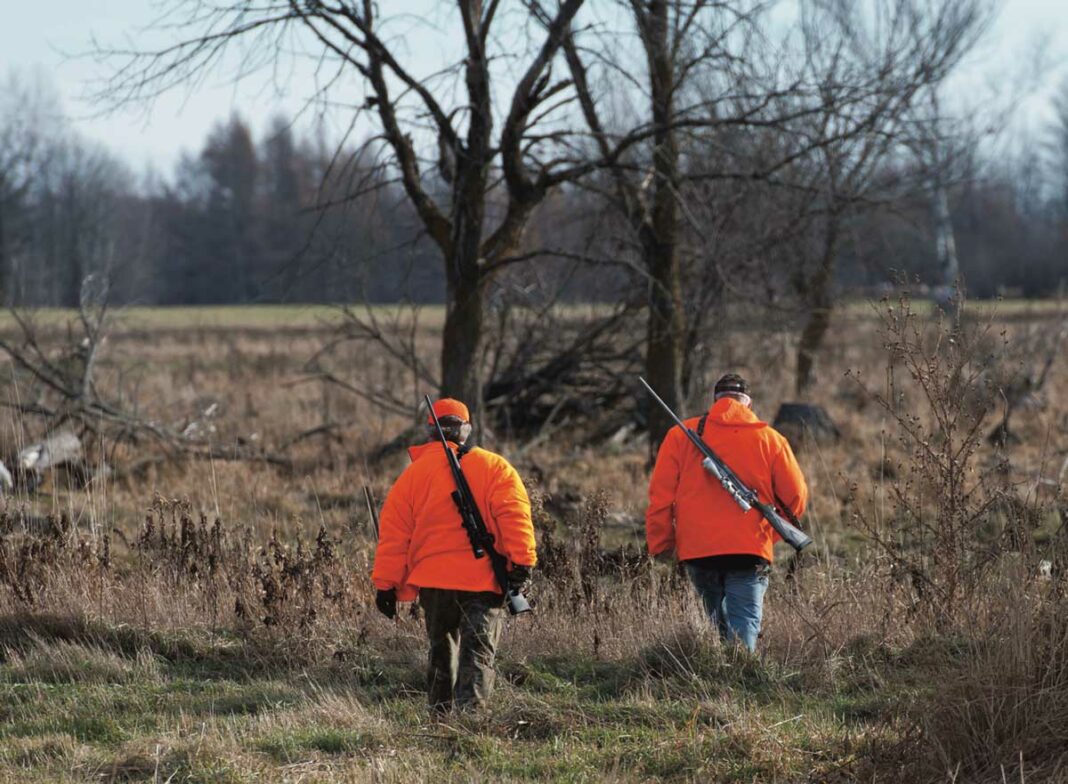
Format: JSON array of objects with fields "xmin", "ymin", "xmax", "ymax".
[
  {"xmin": 1, "ymin": 74, "xmax": 1067, "ymax": 309},
  {"xmin": 856, "ymin": 140, "xmax": 1068, "ymax": 299},
  {"xmin": 150, "ymin": 115, "xmax": 443, "ymax": 306},
  {"xmin": 0, "ymin": 75, "xmax": 444, "ymax": 307}
]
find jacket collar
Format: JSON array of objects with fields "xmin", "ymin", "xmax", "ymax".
[
  {"xmin": 707, "ymin": 397, "xmax": 766, "ymax": 428},
  {"xmin": 408, "ymin": 440, "xmax": 461, "ymax": 462}
]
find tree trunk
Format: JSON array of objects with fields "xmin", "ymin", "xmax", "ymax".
[
  {"xmin": 0, "ymin": 204, "xmax": 7, "ymax": 306},
  {"xmin": 643, "ymin": 0, "xmax": 684, "ymax": 456},
  {"xmin": 795, "ymin": 221, "xmax": 840, "ymax": 398},
  {"xmin": 934, "ymin": 184, "xmax": 959, "ymax": 288},
  {"xmin": 932, "ymin": 181, "xmax": 962, "ymax": 324},
  {"xmin": 63, "ymin": 186, "xmax": 83, "ymax": 309},
  {"xmin": 440, "ymin": 180, "xmax": 487, "ymax": 409},
  {"xmin": 795, "ymin": 305, "xmax": 831, "ymax": 398},
  {"xmin": 646, "ymin": 233, "xmax": 684, "ymax": 452},
  {"xmin": 440, "ymin": 268, "xmax": 484, "ymax": 407},
  {"xmin": 440, "ymin": 0, "xmax": 492, "ymax": 412},
  {"xmin": 681, "ymin": 269, "xmax": 725, "ymax": 399}
]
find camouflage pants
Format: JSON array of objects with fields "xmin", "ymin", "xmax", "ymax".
[{"xmin": 419, "ymin": 588, "xmax": 505, "ymax": 713}]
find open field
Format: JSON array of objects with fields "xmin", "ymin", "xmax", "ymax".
[
  {"xmin": 0, "ymin": 296, "xmax": 1062, "ymax": 333},
  {"xmin": 0, "ymin": 302, "xmax": 1066, "ymax": 782}
]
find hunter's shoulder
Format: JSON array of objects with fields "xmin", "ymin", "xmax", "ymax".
[
  {"xmin": 757, "ymin": 417, "xmax": 786, "ymax": 443},
  {"xmin": 665, "ymin": 417, "xmax": 701, "ymax": 441},
  {"xmin": 667, "ymin": 416, "xmax": 702, "ymax": 435},
  {"xmin": 464, "ymin": 446, "xmax": 518, "ymax": 473},
  {"xmin": 761, "ymin": 424, "xmax": 795, "ymax": 454}
]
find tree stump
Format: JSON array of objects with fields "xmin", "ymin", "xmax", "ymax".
[{"xmin": 772, "ymin": 403, "xmax": 841, "ymax": 451}]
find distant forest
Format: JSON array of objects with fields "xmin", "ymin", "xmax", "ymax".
[{"xmin": 1, "ymin": 80, "xmax": 1067, "ymax": 309}]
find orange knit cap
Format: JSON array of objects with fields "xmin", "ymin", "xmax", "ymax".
[{"xmin": 428, "ymin": 398, "xmax": 470, "ymax": 424}]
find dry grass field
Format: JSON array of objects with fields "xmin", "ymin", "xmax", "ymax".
[{"xmin": 0, "ymin": 300, "xmax": 1065, "ymax": 782}]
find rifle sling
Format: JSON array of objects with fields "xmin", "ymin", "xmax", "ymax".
[{"xmin": 774, "ymin": 494, "xmax": 803, "ymax": 527}]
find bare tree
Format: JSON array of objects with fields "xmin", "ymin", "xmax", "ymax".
[
  {"xmin": 788, "ymin": 0, "xmax": 994, "ymax": 397},
  {"xmin": 0, "ymin": 71, "xmax": 63, "ymax": 305},
  {"xmin": 34, "ymin": 139, "xmax": 130, "ymax": 307},
  {"xmin": 99, "ymin": 0, "xmax": 669, "ymax": 411},
  {"xmin": 564, "ymin": 1, "xmax": 777, "ymax": 449},
  {"xmin": 560, "ymin": 0, "xmax": 991, "ymax": 441},
  {"xmin": 1055, "ymin": 80, "xmax": 1068, "ymax": 217},
  {"xmin": 905, "ymin": 91, "xmax": 977, "ymax": 318}
]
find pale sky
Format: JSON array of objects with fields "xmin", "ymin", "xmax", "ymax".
[{"xmin": 1, "ymin": 0, "xmax": 1066, "ymax": 174}]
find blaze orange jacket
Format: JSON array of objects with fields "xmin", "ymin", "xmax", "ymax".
[
  {"xmin": 646, "ymin": 397, "xmax": 808, "ymax": 563},
  {"xmin": 372, "ymin": 441, "xmax": 537, "ymax": 601}
]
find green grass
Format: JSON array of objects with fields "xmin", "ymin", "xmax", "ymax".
[
  {"xmin": 839, "ymin": 296, "xmax": 1066, "ymax": 318},
  {"xmin": 0, "ymin": 303, "xmax": 456, "ymax": 334},
  {"xmin": 0, "ymin": 296, "xmax": 1061, "ymax": 335},
  {"xmin": 0, "ymin": 618, "xmax": 925, "ymax": 782},
  {"xmin": 0, "ymin": 304, "xmax": 354, "ymax": 331}
]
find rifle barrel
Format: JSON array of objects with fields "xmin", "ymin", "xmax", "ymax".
[{"xmin": 639, "ymin": 377, "xmax": 688, "ymax": 430}]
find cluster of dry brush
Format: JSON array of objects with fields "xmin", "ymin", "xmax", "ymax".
[
  {"xmin": 0, "ymin": 291, "xmax": 1065, "ymax": 779},
  {"xmin": 1, "ymin": 473, "xmax": 1066, "ymax": 779}
]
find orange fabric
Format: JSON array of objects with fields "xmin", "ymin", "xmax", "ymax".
[
  {"xmin": 428, "ymin": 398, "xmax": 470, "ymax": 424},
  {"xmin": 372, "ymin": 441, "xmax": 536, "ymax": 601},
  {"xmin": 646, "ymin": 397, "xmax": 808, "ymax": 563}
]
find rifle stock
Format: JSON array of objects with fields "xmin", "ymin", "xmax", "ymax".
[
  {"xmin": 749, "ymin": 498, "xmax": 812, "ymax": 552},
  {"xmin": 639, "ymin": 378, "xmax": 813, "ymax": 553}
]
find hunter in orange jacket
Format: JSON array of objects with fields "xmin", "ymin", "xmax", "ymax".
[
  {"xmin": 372, "ymin": 436, "xmax": 537, "ymax": 600},
  {"xmin": 371, "ymin": 398, "xmax": 536, "ymax": 713},
  {"xmin": 646, "ymin": 387, "xmax": 808, "ymax": 563},
  {"xmin": 646, "ymin": 374, "xmax": 807, "ymax": 650}
]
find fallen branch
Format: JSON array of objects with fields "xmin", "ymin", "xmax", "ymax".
[{"xmin": 0, "ymin": 281, "xmax": 294, "ymax": 488}]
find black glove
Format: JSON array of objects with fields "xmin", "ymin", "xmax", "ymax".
[
  {"xmin": 375, "ymin": 588, "xmax": 397, "ymax": 619},
  {"xmin": 507, "ymin": 565, "xmax": 532, "ymax": 594}
]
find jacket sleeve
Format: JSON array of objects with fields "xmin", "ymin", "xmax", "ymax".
[
  {"xmin": 771, "ymin": 437, "xmax": 808, "ymax": 520},
  {"xmin": 646, "ymin": 427, "xmax": 682, "ymax": 556},
  {"xmin": 487, "ymin": 458, "xmax": 537, "ymax": 568},
  {"xmin": 371, "ymin": 469, "xmax": 415, "ymax": 593}
]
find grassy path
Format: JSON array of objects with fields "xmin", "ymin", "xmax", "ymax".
[{"xmin": 0, "ymin": 616, "xmax": 916, "ymax": 783}]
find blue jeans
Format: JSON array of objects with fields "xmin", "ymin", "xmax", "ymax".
[{"xmin": 684, "ymin": 562, "xmax": 770, "ymax": 651}]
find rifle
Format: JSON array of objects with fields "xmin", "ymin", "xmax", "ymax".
[
  {"xmin": 424, "ymin": 395, "xmax": 532, "ymax": 616},
  {"xmin": 639, "ymin": 377, "xmax": 813, "ymax": 552}
]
